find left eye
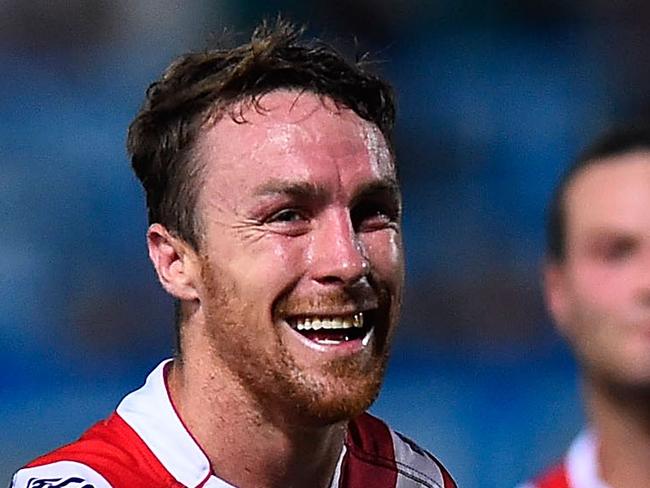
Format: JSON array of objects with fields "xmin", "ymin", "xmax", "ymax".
[{"xmin": 351, "ymin": 202, "xmax": 399, "ymax": 231}]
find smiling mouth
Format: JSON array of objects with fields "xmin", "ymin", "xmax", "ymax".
[{"xmin": 287, "ymin": 312, "xmax": 372, "ymax": 345}]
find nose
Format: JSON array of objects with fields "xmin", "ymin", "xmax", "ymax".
[{"xmin": 309, "ymin": 209, "xmax": 369, "ymax": 285}]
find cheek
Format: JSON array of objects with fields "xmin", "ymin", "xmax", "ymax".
[
  {"xmin": 574, "ymin": 264, "xmax": 631, "ymax": 310},
  {"xmin": 203, "ymin": 231, "xmax": 306, "ymax": 297},
  {"xmin": 233, "ymin": 238, "xmax": 307, "ymax": 289},
  {"xmin": 362, "ymin": 232, "xmax": 404, "ymax": 284},
  {"xmin": 563, "ymin": 269, "xmax": 632, "ymax": 349}
]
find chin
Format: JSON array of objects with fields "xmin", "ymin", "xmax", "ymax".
[
  {"xmin": 296, "ymin": 384, "xmax": 382, "ymax": 426},
  {"xmin": 283, "ymin": 358, "xmax": 388, "ymax": 427}
]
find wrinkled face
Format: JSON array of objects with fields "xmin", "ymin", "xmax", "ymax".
[
  {"xmin": 546, "ymin": 153, "xmax": 650, "ymax": 391},
  {"xmin": 191, "ymin": 90, "xmax": 404, "ymax": 425}
]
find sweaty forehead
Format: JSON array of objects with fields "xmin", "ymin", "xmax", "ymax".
[{"xmin": 195, "ymin": 90, "xmax": 394, "ymax": 180}]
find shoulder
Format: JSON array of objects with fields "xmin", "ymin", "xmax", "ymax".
[
  {"xmin": 344, "ymin": 412, "xmax": 457, "ymax": 488},
  {"xmin": 10, "ymin": 413, "xmax": 176, "ymax": 488},
  {"xmin": 517, "ymin": 428, "xmax": 601, "ymax": 488},
  {"xmin": 11, "ymin": 460, "xmax": 113, "ymax": 488}
]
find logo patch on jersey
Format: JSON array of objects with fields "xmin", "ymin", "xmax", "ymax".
[{"xmin": 26, "ymin": 477, "xmax": 95, "ymax": 488}]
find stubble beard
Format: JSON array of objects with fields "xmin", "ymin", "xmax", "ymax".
[{"xmin": 199, "ymin": 258, "xmax": 393, "ymax": 427}]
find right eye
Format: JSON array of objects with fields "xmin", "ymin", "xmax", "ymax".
[
  {"xmin": 263, "ymin": 208, "xmax": 311, "ymax": 236},
  {"xmin": 267, "ymin": 208, "xmax": 307, "ymax": 223}
]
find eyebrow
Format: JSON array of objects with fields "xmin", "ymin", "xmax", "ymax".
[
  {"xmin": 352, "ymin": 179, "xmax": 401, "ymax": 203},
  {"xmin": 583, "ymin": 226, "xmax": 641, "ymax": 241},
  {"xmin": 252, "ymin": 177, "xmax": 401, "ymax": 202},
  {"xmin": 253, "ymin": 180, "xmax": 329, "ymax": 200}
]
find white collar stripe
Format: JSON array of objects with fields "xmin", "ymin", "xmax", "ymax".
[
  {"xmin": 328, "ymin": 445, "xmax": 346, "ymax": 488},
  {"xmin": 390, "ymin": 430, "xmax": 445, "ymax": 488},
  {"xmin": 116, "ymin": 359, "xmax": 231, "ymax": 488},
  {"xmin": 566, "ymin": 430, "xmax": 611, "ymax": 488}
]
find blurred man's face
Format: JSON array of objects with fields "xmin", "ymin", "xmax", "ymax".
[
  {"xmin": 546, "ymin": 152, "xmax": 650, "ymax": 391},
  {"xmin": 191, "ymin": 90, "xmax": 404, "ymax": 425}
]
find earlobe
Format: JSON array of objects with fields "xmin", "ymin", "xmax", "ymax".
[{"xmin": 147, "ymin": 223, "xmax": 200, "ymax": 301}]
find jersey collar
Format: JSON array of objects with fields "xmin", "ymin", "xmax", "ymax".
[
  {"xmin": 566, "ymin": 429, "xmax": 611, "ymax": 488},
  {"xmin": 116, "ymin": 359, "xmax": 231, "ymax": 487},
  {"xmin": 116, "ymin": 359, "xmax": 345, "ymax": 488}
]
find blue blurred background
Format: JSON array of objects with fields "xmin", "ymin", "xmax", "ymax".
[{"xmin": 4, "ymin": 1, "xmax": 650, "ymax": 486}]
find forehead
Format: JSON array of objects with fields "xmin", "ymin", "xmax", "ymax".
[
  {"xmin": 564, "ymin": 152, "xmax": 650, "ymax": 234},
  {"xmin": 195, "ymin": 90, "xmax": 394, "ymax": 189}
]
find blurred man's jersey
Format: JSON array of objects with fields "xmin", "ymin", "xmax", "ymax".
[
  {"xmin": 11, "ymin": 360, "xmax": 457, "ymax": 488},
  {"xmin": 517, "ymin": 430, "xmax": 610, "ymax": 488}
]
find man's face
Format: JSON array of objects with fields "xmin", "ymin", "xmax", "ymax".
[
  {"xmin": 546, "ymin": 152, "xmax": 650, "ymax": 391},
  {"xmin": 191, "ymin": 90, "xmax": 404, "ymax": 425}
]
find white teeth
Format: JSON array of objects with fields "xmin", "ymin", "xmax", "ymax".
[
  {"xmin": 354, "ymin": 314, "xmax": 363, "ymax": 328},
  {"xmin": 292, "ymin": 313, "xmax": 364, "ymax": 331},
  {"xmin": 316, "ymin": 338, "xmax": 342, "ymax": 345}
]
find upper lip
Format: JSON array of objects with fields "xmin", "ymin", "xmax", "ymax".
[
  {"xmin": 284, "ymin": 307, "xmax": 376, "ymax": 319},
  {"xmin": 274, "ymin": 286, "xmax": 382, "ymax": 320}
]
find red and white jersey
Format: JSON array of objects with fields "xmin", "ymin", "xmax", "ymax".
[
  {"xmin": 12, "ymin": 360, "xmax": 457, "ymax": 488},
  {"xmin": 517, "ymin": 430, "xmax": 611, "ymax": 488}
]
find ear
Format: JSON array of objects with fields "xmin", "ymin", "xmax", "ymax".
[
  {"xmin": 147, "ymin": 223, "xmax": 200, "ymax": 301},
  {"xmin": 543, "ymin": 260, "xmax": 572, "ymax": 337}
]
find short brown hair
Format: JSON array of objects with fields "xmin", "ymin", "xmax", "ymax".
[
  {"xmin": 127, "ymin": 18, "xmax": 396, "ymax": 249},
  {"xmin": 546, "ymin": 123, "xmax": 650, "ymax": 262}
]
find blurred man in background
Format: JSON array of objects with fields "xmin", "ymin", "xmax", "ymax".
[
  {"xmin": 519, "ymin": 125, "xmax": 650, "ymax": 487},
  {"xmin": 11, "ymin": 19, "xmax": 456, "ymax": 488}
]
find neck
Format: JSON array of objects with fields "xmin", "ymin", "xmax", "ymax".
[
  {"xmin": 167, "ymin": 348, "xmax": 347, "ymax": 488},
  {"xmin": 586, "ymin": 378, "xmax": 650, "ymax": 488}
]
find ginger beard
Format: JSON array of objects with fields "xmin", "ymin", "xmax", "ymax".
[{"xmin": 198, "ymin": 256, "xmax": 398, "ymax": 426}]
